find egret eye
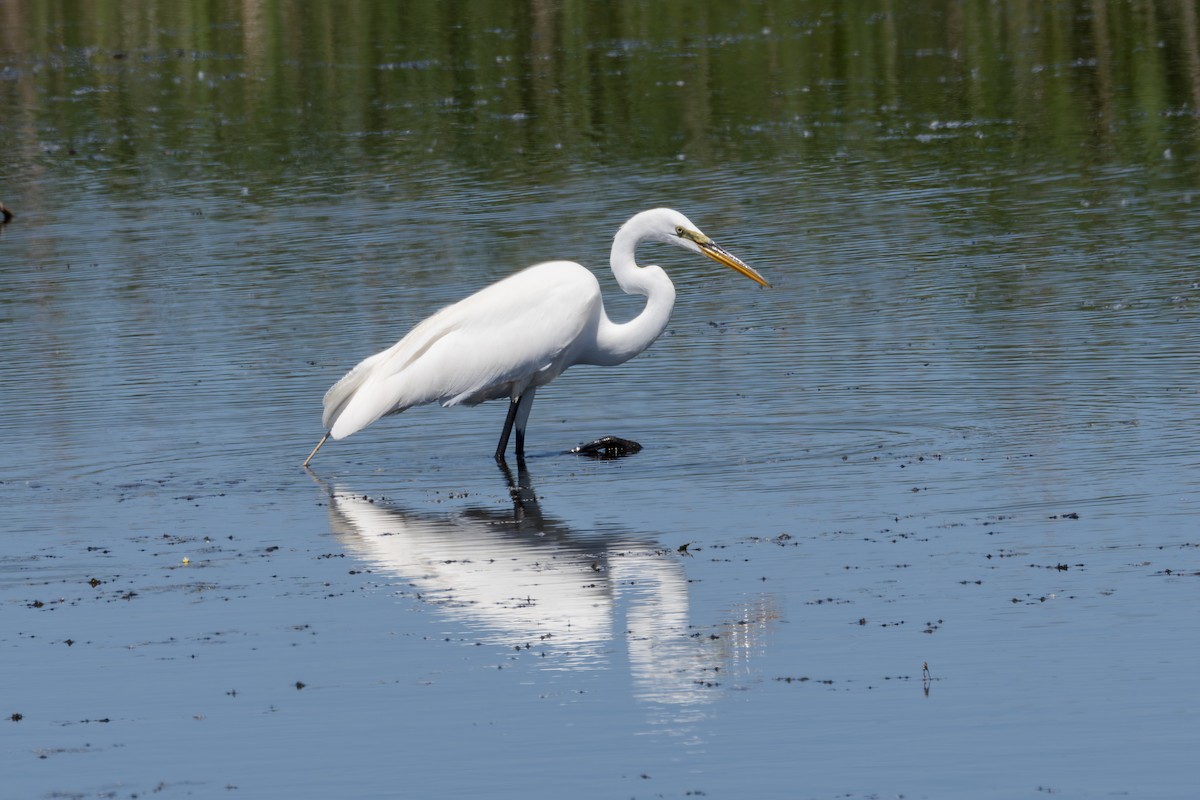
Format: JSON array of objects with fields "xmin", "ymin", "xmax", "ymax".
[{"xmin": 675, "ymin": 225, "xmax": 686, "ymax": 237}]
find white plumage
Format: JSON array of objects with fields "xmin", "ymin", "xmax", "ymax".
[{"xmin": 304, "ymin": 207, "xmax": 768, "ymax": 465}]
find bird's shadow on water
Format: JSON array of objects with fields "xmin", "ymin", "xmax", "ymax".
[{"xmin": 304, "ymin": 460, "xmax": 772, "ymax": 706}]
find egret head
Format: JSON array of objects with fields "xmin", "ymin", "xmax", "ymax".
[{"xmin": 643, "ymin": 208, "xmax": 771, "ymax": 288}]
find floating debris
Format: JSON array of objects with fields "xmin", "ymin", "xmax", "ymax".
[{"xmin": 569, "ymin": 435, "xmax": 643, "ymax": 459}]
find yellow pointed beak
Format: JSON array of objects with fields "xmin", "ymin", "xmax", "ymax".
[{"xmin": 700, "ymin": 241, "xmax": 771, "ymax": 288}]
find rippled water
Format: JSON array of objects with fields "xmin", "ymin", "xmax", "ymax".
[{"xmin": 3, "ymin": 4, "xmax": 1200, "ymax": 799}]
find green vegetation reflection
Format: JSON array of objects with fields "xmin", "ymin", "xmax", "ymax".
[{"xmin": 1, "ymin": 0, "xmax": 1198, "ymax": 184}]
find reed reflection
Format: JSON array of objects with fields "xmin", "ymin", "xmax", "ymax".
[{"xmin": 314, "ymin": 461, "xmax": 773, "ymax": 706}]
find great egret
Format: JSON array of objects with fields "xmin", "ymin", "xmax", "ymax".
[{"xmin": 304, "ymin": 207, "xmax": 769, "ymax": 466}]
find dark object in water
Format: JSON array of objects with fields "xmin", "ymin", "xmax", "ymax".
[
  {"xmin": 569, "ymin": 436, "xmax": 643, "ymax": 459},
  {"xmin": 0, "ymin": 202, "xmax": 12, "ymax": 223}
]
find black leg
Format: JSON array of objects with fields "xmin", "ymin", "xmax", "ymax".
[
  {"xmin": 496, "ymin": 389, "xmax": 537, "ymax": 461},
  {"xmin": 495, "ymin": 397, "xmax": 520, "ymax": 461},
  {"xmin": 512, "ymin": 388, "xmax": 536, "ymax": 458}
]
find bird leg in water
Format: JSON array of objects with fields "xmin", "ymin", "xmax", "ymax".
[
  {"xmin": 495, "ymin": 390, "xmax": 537, "ymax": 461},
  {"xmin": 569, "ymin": 436, "xmax": 643, "ymax": 459},
  {"xmin": 495, "ymin": 398, "xmax": 520, "ymax": 461},
  {"xmin": 303, "ymin": 432, "xmax": 330, "ymax": 468}
]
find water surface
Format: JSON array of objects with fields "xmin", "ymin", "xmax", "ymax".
[{"xmin": 2, "ymin": 3, "xmax": 1198, "ymax": 798}]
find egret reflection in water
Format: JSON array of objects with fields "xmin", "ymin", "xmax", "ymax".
[{"xmin": 311, "ymin": 462, "xmax": 777, "ymax": 706}]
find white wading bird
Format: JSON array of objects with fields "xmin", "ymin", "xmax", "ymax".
[{"xmin": 304, "ymin": 208, "xmax": 769, "ymax": 466}]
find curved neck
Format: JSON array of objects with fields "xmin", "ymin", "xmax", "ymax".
[{"xmin": 589, "ymin": 223, "xmax": 677, "ymax": 366}]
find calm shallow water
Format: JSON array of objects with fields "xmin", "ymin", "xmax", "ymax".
[{"xmin": 3, "ymin": 3, "xmax": 1200, "ymax": 799}]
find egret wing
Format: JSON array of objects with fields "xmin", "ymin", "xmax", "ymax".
[{"xmin": 325, "ymin": 262, "xmax": 600, "ymax": 440}]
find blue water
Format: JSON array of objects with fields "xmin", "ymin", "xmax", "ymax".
[
  {"xmin": 2, "ymin": 155, "xmax": 1198, "ymax": 799},
  {"xmin": 4, "ymin": 2, "xmax": 1200, "ymax": 789}
]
